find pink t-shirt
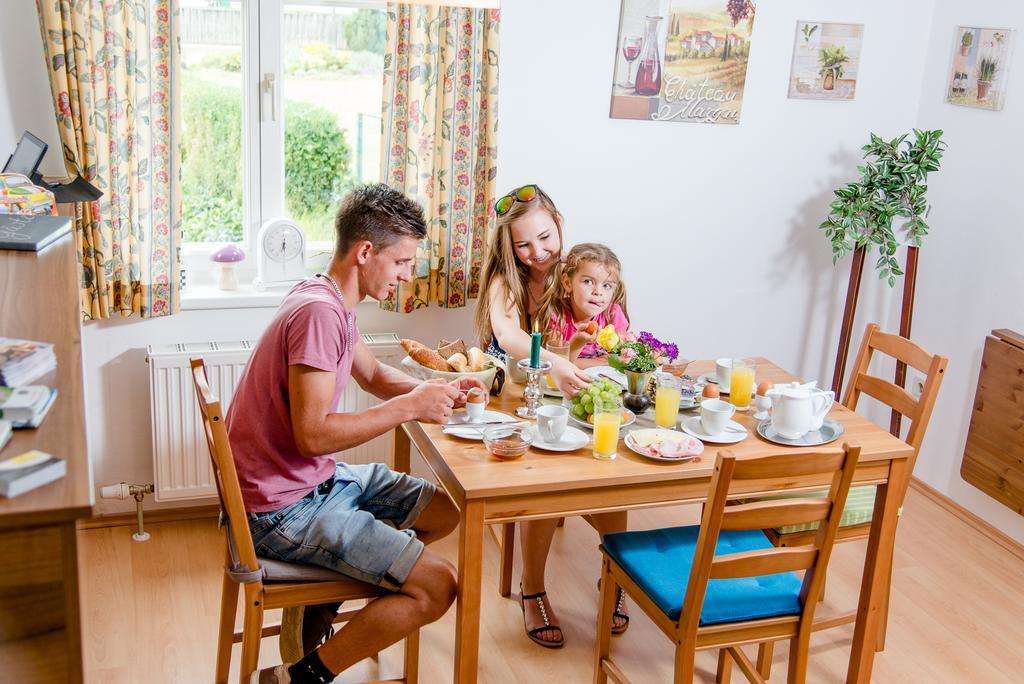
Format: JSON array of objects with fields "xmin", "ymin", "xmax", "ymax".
[
  {"xmin": 547, "ymin": 303, "xmax": 630, "ymax": 359},
  {"xmin": 226, "ymin": 277, "xmax": 359, "ymax": 513}
]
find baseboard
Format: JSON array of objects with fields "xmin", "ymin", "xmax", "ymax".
[
  {"xmin": 77, "ymin": 504, "xmax": 220, "ymax": 531},
  {"xmin": 909, "ymin": 477, "xmax": 1024, "ymax": 562}
]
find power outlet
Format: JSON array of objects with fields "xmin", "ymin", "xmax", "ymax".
[{"xmin": 907, "ymin": 371, "xmax": 926, "ymax": 399}]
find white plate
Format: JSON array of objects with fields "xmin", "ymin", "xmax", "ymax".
[
  {"xmin": 698, "ymin": 373, "xmax": 731, "ymax": 393},
  {"xmin": 624, "ymin": 429, "xmax": 704, "ymax": 462},
  {"xmin": 443, "ymin": 410, "xmax": 519, "ymax": 440},
  {"xmin": 569, "ymin": 408, "xmax": 637, "ymax": 431},
  {"xmin": 524, "ymin": 426, "xmax": 589, "ymax": 452},
  {"xmin": 582, "ymin": 365, "xmax": 628, "ymax": 388},
  {"xmin": 680, "ymin": 415, "xmax": 749, "ymax": 444},
  {"xmin": 542, "ymin": 382, "xmax": 563, "ymax": 398}
]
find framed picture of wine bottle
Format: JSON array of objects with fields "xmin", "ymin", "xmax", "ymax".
[{"xmin": 609, "ymin": 0, "xmax": 757, "ymax": 125}]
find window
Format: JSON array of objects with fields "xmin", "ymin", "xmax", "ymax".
[{"xmin": 179, "ymin": 0, "xmax": 385, "ymax": 251}]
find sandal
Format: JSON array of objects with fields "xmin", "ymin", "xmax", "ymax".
[
  {"xmin": 519, "ymin": 584, "xmax": 564, "ymax": 649},
  {"xmin": 598, "ymin": 579, "xmax": 630, "ymax": 635}
]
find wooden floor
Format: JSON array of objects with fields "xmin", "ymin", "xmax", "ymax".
[{"xmin": 78, "ymin": 486, "xmax": 1024, "ymax": 683}]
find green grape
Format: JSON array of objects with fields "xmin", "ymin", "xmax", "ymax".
[{"xmin": 572, "ymin": 404, "xmax": 585, "ymax": 418}]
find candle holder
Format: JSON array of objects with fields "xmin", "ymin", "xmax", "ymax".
[{"xmin": 516, "ymin": 358, "xmax": 552, "ymax": 419}]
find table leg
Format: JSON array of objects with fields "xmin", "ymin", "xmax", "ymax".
[
  {"xmin": 394, "ymin": 424, "xmax": 411, "ymax": 474},
  {"xmin": 455, "ymin": 500, "xmax": 485, "ymax": 683},
  {"xmin": 847, "ymin": 457, "xmax": 908, "ymax": 683}
]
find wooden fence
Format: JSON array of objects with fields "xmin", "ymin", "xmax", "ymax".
[{"xmin": 180, "ymin": 7, "xmax": 349, "ymax": 48}]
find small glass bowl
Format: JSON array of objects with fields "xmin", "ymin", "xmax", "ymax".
[{"xmin": 483, "ymin": 425, "xmax": 533, "ymax": 460}]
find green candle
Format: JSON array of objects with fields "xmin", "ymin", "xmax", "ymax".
[{"xmin": 530, "ymin": 331, "xmax": 542, "ymax": 368}]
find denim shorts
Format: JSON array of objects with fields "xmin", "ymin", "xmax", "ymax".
[{"xmin": 247, "ymin": 462, "xmax": 436, "ymax": 591}]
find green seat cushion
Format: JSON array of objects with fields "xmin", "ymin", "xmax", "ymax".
[{"xmin": 741, "ymin": 485, "xmax": 877, "ymax": 535}]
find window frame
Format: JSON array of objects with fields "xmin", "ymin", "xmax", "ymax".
[{"xmin": 180, "ymin": 0, "xmax": 386, "ymax": 288}]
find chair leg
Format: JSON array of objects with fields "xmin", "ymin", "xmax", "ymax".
[
  {"xmin": 876, "ymin": 557, "xmax": 894, "ymax": 651},
  {"xmin": 216, "ymin": 575, "xmax": 240, "ymax": 684},
  {"xmin": 403, "ymin": 627, "xmax": 420, "ymax": 683},
  {"xmin": 499, "ymin": 523, "xmax": 515, "ymax": 598},
  {"xmin": 593, "ymin": 558, "xmax": 616, "ymax": 684},
  {"xmin": 557, "ymin": 517, "xmax": 566, "ymax": 527},
  {"xmin": 673, "ymin": 641, "xmax": 696, "ymax": 684},
  {"xmin": 716, "ymin": 648, "xmax": 733, "ymax": 683},
  {"xmin": 756, "ymin": 641, "xmax": 774, "ymax": 680},
  {"xmin": 239, "ymin": 585, "xmax": 265, "ymax": 684},
  {"xmin": 787, "ymin": 633, "xmax": 811, "ymax": 684}
]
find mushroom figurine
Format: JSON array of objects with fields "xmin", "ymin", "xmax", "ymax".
[{"xmin": 211, "ymin": 244, "xmax": 245, "ymax": 291}]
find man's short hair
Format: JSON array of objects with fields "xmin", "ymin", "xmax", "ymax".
[{"xmin": 334, "ymin": 184, "xmax": 427, "ymax": 256}]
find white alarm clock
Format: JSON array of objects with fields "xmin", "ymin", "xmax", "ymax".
[{"xmin": 253, "ymin": 218, "xmax": 306, "ymax": 290}]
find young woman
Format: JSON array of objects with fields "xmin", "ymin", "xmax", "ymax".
[{"xmin": 476, "ymin": 186, "xmax": 628, "ymax": 649}]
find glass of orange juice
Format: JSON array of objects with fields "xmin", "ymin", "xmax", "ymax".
[
  {"xmin": 544, "ymin": 341, "xmax": 570, "ymax": 389},
  {"xmin": 655, "ymin": 374, "xmax": 682, "ymax": 428},
  {"xmin": 592, "ymin": 395, "xmax": 623, "ymax": 460},
  {"xmin": 729, "ymin": 358, "xmax": 755, "ymax": 408}
]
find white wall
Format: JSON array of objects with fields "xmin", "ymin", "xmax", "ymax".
[
  {"xmin": 910, "ymin": 0, "xmax": 1024, "ymax": 541},
  {"xmin": 5, "ymin": 0, "xmax": 1024, "ymax": 540},
  {"xmin": 0, "ymin": 2, "xmax": 66, "ymax": 177}
]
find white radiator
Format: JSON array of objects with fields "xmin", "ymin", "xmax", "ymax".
[{"xmin": 146, "ymin": 333, "xmax": 405, "ymax": 502}]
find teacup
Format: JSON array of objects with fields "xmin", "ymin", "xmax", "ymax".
[
  {"xmin": 700, "ymin": 398, "xmax": 736, "ymax": 436},
  {"xmin": 715, "ymin": 358, "xmax": 735, "ymax": 393},
  {"xmin": 537, "ymin": 404, "xmax": 568, "ymax": 443}
]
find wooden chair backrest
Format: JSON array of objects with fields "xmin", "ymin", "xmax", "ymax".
[
  {"xmin": 190, "ymin": 357, "xmax": 262, "ymax": 576},
  {"xmin": 678, "ymin": 444, "xmax": 861, "ymax": 637},
  {"xmin": 842, "ymin": 323, "xmax": 948, "ymax": 466}
]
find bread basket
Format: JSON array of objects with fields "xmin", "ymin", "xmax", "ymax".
[{"xmin": 400, "ymin": 353, "xmax": 505, "ymax": 394}]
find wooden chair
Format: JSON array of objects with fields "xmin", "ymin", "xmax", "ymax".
[
  {"xmin": 755, "ymin": 323, "xmax": 947, "ymax": 675},
  {"xmin": 594, "ymin": 444, "xmax": 861, "ymax": 684},
  {"xmin": 190, "ymin": 358, "xmax": 419, "ymax": 684}
]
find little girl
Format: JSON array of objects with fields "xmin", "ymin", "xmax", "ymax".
[{"xmin": 538, "ymin": 243, "xmax": 630, "ymax": 366}]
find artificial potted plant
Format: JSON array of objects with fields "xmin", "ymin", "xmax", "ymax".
[
  {"xmin": 960, "ymin": 30, "xmax": 973, "ymax": 56},
  {"xmin": 819, "ymin": 129, "xmax": 946, "ymax": 286},
  {"xmin": 977, "ymin": 57, "xmax": 998, "ymax": 100},
  {"xmin": 818, "ymin": 45, "xmax": 850, "ymax": 90}
]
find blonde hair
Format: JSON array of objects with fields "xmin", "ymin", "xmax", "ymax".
[
  {"xmin": 475, "ymin": 185, "xmax": 565, "ymax": 346},
  {"xmin": 537, "ymin": 242, "xmax": 628, "ymax": 343}
]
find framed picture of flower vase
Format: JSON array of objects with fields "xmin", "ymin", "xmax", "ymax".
[
  {"xmin": 787, "ymin": 21, "xmax": 864, "ymax": 101},
  {"xmin": 609, "ymin": 0, "xmax": 757, "ymax": 125},
  {"xmin": 947, "ymin": 27, "xmax": 1015, "ymax": 111}
]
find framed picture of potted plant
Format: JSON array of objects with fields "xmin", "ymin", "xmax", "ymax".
[
  {"xmin": 788, "ymin": 21, "xmax": 864, "ymax": 101},
  {"xmin": 946, "ymin": 26, "xmax": 1015, "ymax": 111}
]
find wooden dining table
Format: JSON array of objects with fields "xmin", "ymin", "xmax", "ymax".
[{"xmin": 392, "ymin": 358, "xmax": 913, "ymax": 683}]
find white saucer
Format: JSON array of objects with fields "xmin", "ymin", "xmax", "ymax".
[
  {"xmin": 542, "ymin": 383, "xmax": 563, "ymax": 398},
  {"xmin": 582, "ymin": 365, "xmax": 627, "ymax": 388},
  {"xmin": 698, "ymin": 374, "xmax": 730, "ymax": 394},
  {"xmin": 443, "ymin": 410, "xmax": 519, "ymax": 440},
  {"xmin": 680, "ymin": 415, "xmax": 748, "ymax": 444},
  {"xmin": 524, "ymin": 426, "xmax": 589, "ymax": 452}
]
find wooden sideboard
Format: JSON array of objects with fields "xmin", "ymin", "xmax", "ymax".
[{"xmin": 0, "ymin": 233, "xmax": 92, "ymax": 682}]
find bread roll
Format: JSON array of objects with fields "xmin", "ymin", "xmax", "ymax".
[
  {"xmin": 410, "ymin": 346, "xmax": 451, "ymax": 371},
  {"xmin": 467, "ymin": 347, "xmax": 485, "ymax": 372},
  {"xmin": 400, "ymin": 338, "xmax": 426, "ymax": 355},
  {"xmin": 447, "ymin": 353, "xmax": 468, "ymax": 372}
]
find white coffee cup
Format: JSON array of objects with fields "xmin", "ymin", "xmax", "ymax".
[
  {"xmin": 700, "ymin": 398, "xmax": 736, "ymax": 436},
  {"xmin": 537, "ymin": 404, "xmax": 568, "ymax": 442},
  {"xmin": 715, "ymin": 358, "xmax": 734, "ymax": 393}
]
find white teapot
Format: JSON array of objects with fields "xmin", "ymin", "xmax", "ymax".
[{"xmin": 766, "ymin": 384, "xmax": 835, "ymax": 439}]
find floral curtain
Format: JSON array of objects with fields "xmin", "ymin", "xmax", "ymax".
[
  {"xmin": 379, "ymin": 3, "xmax": 499, "ymax": 312},
  {"xmin": 36, "ymin": 0, "xmax": 181, "ymax": 319}
]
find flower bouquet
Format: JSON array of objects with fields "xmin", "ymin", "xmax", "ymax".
[{"xmin": 596, "ymin": 327, "xmax": 679, "ymax": 411}]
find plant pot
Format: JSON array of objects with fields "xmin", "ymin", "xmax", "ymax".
[
  {"xmin": 823, "ymin": 72, "xmax": 835, "ymax": 90},
  {"xmin": 977, "ymin": 80, "xmax": 991, "ymax": 100},
  {"xmin": 623, "ymin": 370, "xmax": 652, "ymax": 413}
]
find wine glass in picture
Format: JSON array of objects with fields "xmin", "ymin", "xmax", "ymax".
[{"xmin": 620, "ymin": 35, "xmax": 642, "ymax": 88}]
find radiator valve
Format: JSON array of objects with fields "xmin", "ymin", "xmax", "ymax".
[{"xmin": 100, "ymin": 482, "xmax": 154, "ymax": 541}]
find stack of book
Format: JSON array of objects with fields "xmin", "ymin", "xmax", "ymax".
[
  {"xmin": 0, "ymin": 450, "xmax": 66, "ymax": 498},
  {"xmin": 0, "ymin": 337, "xmax": 56, "ymax": 386},
  {"xmin": 0, "ymin": 385, "xmax": 57, "ymax": 428},
  {"xmin": 0, "ymin": 419, "xmax": 11, "ymax": 451}
]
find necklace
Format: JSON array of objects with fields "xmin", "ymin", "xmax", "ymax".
[{"xmin": 317, "ymin": 273, "xmax": 355, "ymax": 355}]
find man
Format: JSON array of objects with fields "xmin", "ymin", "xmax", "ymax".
[{"xmin": 228, "ymin": 184, "xmax": 482, "ymax": 684}]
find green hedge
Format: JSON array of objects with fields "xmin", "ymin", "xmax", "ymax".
[{"xmin": 181, "ymin": 73, "xmax": 352, "ymax": 243}]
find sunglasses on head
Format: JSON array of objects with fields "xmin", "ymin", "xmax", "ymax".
[{"xmin": 494, "ymin": 184, "xmax": 539, "ymax": 216}]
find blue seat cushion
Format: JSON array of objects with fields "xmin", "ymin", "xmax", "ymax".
[{"xmin": 602, "ymin": 525, "xmax": 803, "ymax": 624}]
